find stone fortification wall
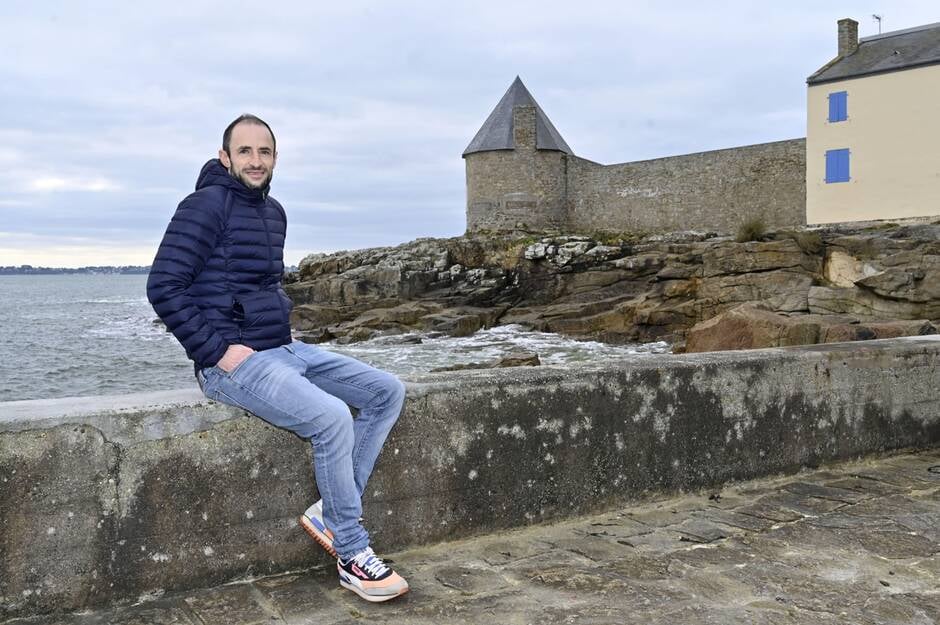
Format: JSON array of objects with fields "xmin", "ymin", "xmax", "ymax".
[
  {"xmin": 566, "ymin": 138, "xmax": 807, "ymax": 234},
  {"xmin": 465, "ymin": 150, "xmax": 567, "ymax": 232},
  {"xmin": 3, "ymin": 336, "xmax": 940, "ymax": 618},
  {"xmin": 466, "ymin": 106, "xmax": 567, "ymax": 233}
]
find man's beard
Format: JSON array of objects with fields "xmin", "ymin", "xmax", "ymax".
[{"xmin": 229, "ymin": 165, "xmax": 273, "ymax": 190}]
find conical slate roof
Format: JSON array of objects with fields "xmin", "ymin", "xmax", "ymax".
[{"xmin": 463, "ymin": 77, "xmax": 573, "ymax": 156}]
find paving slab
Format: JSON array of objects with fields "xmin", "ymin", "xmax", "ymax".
[{"xmin": 5, "ymin": 449, "xmax": 940, "ymax": 625}]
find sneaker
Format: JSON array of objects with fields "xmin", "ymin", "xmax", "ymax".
[
  {"xmin": 337, "ymin": 547, "xmax": 409, "ymax": 602},
  {"xmin": 300, "ymin": 500, "xmax": 336, "ymax": 558}
]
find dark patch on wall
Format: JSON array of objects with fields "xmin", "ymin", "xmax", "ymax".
[
  {"xmin": 0, "ymin": 426, "xmax": 116, "ymax": 618},
  {"xmin": 108, "ymin": 422, "xmax": 319, "ymax": 600}
]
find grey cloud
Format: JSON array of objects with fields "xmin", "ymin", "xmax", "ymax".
[{"xmin": 2, "ymin": 1, "xmax": 939, "ymax": 266}]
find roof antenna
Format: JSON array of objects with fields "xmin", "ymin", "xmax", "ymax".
[{"xmin": 872, "ymin": 14, "xmax": 883, "ymax": 34}]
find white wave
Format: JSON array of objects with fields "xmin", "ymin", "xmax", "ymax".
[
  {"xmin": 324, "ymin": 324, "xmax": 670, "ymax": 375},
  {"xmin": 77, "ymin": 297, "xmax": 150, "ymax": 305}
]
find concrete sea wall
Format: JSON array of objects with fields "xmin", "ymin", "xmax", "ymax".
[{"xmin": 2, "ymin": 336, "xmax": 940, "ymax": 618}]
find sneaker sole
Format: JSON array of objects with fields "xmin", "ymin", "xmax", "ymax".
[
  {"xmin": 299, "ymin": 515, "xmax": 337, "ymax": 558},
  {"xmin": 339, "ymin": 577, "xmax": 410, "ymax": 603}
]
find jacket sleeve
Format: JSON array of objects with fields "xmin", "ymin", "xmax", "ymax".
[{"xmin": 146, "ymin": 193, "xmax": 230, "ymax": 367}]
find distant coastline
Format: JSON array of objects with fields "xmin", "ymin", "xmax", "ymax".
[
  {"xmin": 0, "ymin": 265, "xmax": 151, "ymax": 275},
  {"xmin": 0, "ymin": 264, "xmax": 298, "ymax": 275}
]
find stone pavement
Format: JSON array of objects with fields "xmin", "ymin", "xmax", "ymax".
[{"xmin": 7, "ymin": 450, "xmax": 940, "ymax": 625}]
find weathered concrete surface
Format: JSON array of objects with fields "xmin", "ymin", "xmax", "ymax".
[
  {"xmin": 6, "ymin": 449, "xmax": 939, "ymax": 624},
  {"xmin": 2, "ymin": 337, "xmax": 940, "ymax": 618},
  {"xmin": 0, "ymin": 394, "xmax": 317, "ymax": 618}
]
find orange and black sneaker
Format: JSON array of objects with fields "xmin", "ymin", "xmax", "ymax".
[
  {"xmin": 300, "ymin": 500, "xmax": 336, "ymax": 558},
  {"xmin": 337, "ymin": 547, "xmax": 409, "ymax": 602}
]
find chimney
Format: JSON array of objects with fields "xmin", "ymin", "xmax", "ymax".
[
  {"xmin": 512, "ymin": 105, "xmax": 537, "ymax": 151},
  {"xmin": 838, "ymin": 18, "xmax": 859, "ymax": 57}
]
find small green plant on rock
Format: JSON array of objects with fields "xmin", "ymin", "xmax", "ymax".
[
  {"xmin": 590, "ymin": 230, "xmax": 646, "ymax": 246},
  {"xmin": 736, "ymin": 218, "xmax": 767, "ymax": 243}
]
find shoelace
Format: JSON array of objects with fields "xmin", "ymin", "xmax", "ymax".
[{"xmin": 351, "ymin": 548, "xmax": 389, "ymax": 578}]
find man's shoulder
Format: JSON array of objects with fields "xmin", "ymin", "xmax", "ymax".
[
  {"xmin": 182, "ymin": 184, "xmax": 229, "ymax": 208},
  {"xmin": 177, "ymin": 185, "xmax": 231, "ymax": 221}
]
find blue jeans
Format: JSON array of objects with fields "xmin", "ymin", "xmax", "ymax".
[{"xmin": 197, "ymin": 340, "xmax": 405, "ymax": 560}]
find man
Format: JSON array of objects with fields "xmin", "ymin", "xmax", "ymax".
[{"xmin": 147, "ymin": 114, "xmax": 409, "ymax": 603}]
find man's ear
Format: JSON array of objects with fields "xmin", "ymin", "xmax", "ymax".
[{"xmin": 219, "ymin": 149, "xmax": 231, "ymax": 168}]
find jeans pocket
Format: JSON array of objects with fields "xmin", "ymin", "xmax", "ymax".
[
  {"xmin": 199, "ymin": 366, "xmax": 220, "ymax": 396},
  {"xmin": 200, "ymin": 366, "xmax": 243, "ymax": 408},
  {"xmin": 225, "ymin": 352, "xmax": 256, "ymax": 381}
]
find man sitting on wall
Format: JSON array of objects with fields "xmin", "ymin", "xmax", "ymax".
[{"xmin": 147, "ymin": 114, "xmax": 409, "ymax": 603}]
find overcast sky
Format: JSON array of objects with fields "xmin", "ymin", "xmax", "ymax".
[{"xmin": 1, "ymin": 1, "xmax": 936, "ymax": 267}]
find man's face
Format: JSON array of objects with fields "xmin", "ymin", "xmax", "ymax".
[{"xmin": 219, "ymin": 122, "xmax": 277, "ymax": 189}]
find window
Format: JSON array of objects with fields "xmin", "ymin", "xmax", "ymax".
[
  {"xmin": 828, "ymin": 91, "xmax": 848, "ymax": 122},
  {"xmin": 825, "ymin": 149, "xmax": 850, "ymax": 183}
]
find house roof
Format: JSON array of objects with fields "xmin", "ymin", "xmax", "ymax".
[
  {"xmin": 808, "ymin": 21, "xmax": 940, "ymax": 85},
  {"xmin": 463, "ymin": 77, "xmax": 573, "ymax": 156}
]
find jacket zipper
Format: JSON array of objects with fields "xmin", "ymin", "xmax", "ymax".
[
  {"xmin": 256, "ymin": 201, "xmax": 275, "ymax": 274},
  {"xmin": 256, "ymin": 201, "xmax": 289, "ymax": 324}
]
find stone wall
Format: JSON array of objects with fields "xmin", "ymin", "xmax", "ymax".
[
  {"xmin": 465, "ymin": 150, "xmax": 567, "ymax": 232},
  {"xmin": 465, "ymin": 136, "xmax": 806, "ymax": 236},
  {"xmin": 3, "ymin": 336, "xmax": 940, "ymax": 618},
  {"xmin": 566, "ymin": 139, "xmax": 806, "ymax": 234}
]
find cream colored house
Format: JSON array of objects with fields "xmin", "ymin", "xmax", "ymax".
[{"xmin": 806, "ymin": 18, "xmax": 940, "ymax": 224}]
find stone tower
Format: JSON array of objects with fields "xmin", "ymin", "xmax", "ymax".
[{"xmin": 463, "ymin": 77, "xmax": 573, "ymax": 233}]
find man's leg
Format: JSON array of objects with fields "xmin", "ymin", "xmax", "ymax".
[
  {"xmin": 281, "ymin": 342, "xmax": 410, "ymax": 602},
  {"xmin": 198, "ymin": 346, "xmax": 369, "ymax": 559},
  {"xmin": 284, "ymin": 341, "xmax": 405, "ymax": 499}
]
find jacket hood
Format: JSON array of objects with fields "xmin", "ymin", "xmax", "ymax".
[{"xmin": 195, "ymin": 159, "xmax": 269, "ymax": 199}]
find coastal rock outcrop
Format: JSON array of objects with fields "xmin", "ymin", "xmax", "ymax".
[
  {"xmin": 285, "ymin": 222, "xmax": 940, "ymax": 351},
  {"xmin": 685, "ymin": 303, "xmax": 936, "ymax": 352}
]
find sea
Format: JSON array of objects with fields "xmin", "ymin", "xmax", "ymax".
[{"xmin": 0, "ymin": 274, "xmax": 670, "ymax": 402}]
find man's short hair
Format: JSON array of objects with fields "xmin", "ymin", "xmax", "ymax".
[{"xmin": 222, "ymin": 114, "xmax": 276, "ymax": 155}]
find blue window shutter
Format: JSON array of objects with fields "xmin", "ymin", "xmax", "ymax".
[
  {"xmin": 828, "ymin": 91, "xmax": 847, "ymax": 122},
  {"xmin": 825, "ymin": 149, "xmax": 850, "ymax": 183}
]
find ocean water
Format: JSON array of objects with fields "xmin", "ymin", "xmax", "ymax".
[
  {"xmin": 0, "ymin": 274, "xmax": 193, "ymax": 402},
  {"xmin": 0, "ymin": 274, "xmax": 669, "ymax": 402}
]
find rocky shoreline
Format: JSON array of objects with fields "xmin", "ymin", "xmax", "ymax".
[{"xmin": 285, "ymin": 220, "xmax": 940, "ymax": 354}]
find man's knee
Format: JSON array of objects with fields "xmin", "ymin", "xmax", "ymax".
[
  {"xmin": 379, "ymin": 374, "xmax": 406, "ymax": 415},
  {"xmin": 305, "ymin": 397, "xmax": 354, "ymax": 447}
]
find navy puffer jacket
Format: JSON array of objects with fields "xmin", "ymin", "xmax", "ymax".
[{"xmin": 147, "ymin": 159, "xmax": 292, "ymax": 370}]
